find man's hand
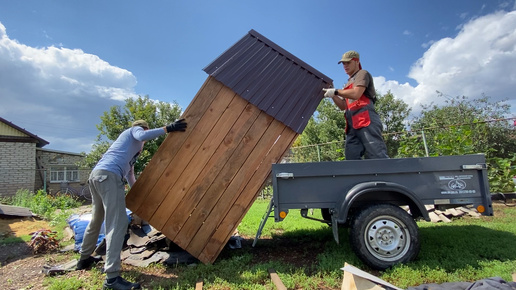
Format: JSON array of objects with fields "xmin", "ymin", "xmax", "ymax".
[
  {"xmin": 166, "ymin": 119, "xmax": 187, "ymax": 132},
  {"xmin": 322, "ymin": 88, "xmax": 337, "ymax": 98}
]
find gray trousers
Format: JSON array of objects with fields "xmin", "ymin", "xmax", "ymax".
[{"xmin": 80, "ymin": 169, "xmax": 128, "ymax": 279}]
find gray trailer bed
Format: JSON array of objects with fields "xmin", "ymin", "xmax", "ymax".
[{"xmin": 254, "ymin": 154, "xmax": 493, "ymax": 270}]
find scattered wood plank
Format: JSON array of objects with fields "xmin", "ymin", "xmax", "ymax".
[
  {"xmin": 195, "ymin": 278, "xmax": 203, "ymax": 290},
  {"xmin": 437, "ymin": 213, "xmax": 452, "ymax": 223},
  {"xmin": 0, "ymin": 204, "xmax": 33, "ymax": 217},
  {"xmin": 425, "ymin": 205, "xmax": 434, "ymax": 211},
  {"xmin": 429, "ymin": 211, "xmax": 441, "ymax": 223},
  {"xmin": 341, "ymin": 263, "xmax": 402, "ymax": 290},
  {"xmin": 268, "ymin": 268, "xmax": 287, "ymax": 290},
  {"xmin": 459, "ymin": 206, "xmax": 481, "ymax": 217},
  {"xmin": 407, "ymin": 204, "xmax": 481, "ymax": 223},
  {"xmin": 445, "ymin": 208, "xmax": 461, "ymax": 217}
]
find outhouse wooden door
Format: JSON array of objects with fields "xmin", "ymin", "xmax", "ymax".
[{"xmin": 126, "ymin": 30, "xmax": 332, "ymax": 264}]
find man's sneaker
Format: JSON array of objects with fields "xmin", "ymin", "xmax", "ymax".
[
  {"xmin": 102, "ymin": 276, "xmax": 141, "ymax": 290},
  {"xmin": 76, "ymin": 256, "xmax": 102, "ymax": 270}
]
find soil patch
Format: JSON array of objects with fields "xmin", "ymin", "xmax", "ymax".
[{"xmin": 0, "ymin": 216, "xmax": 51, "ymax": 238}]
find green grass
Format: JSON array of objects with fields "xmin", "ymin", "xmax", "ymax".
[
  {"xmin": 238, "ymin": 199, "xmax": 328, "ymax": 238},
  {"xmin": 3, "ymin": 191, "xmax": 516, "ymax": 289},
  {"xmin": 0, "ymin": 189, "xmax": 82, "ymax": 245}
]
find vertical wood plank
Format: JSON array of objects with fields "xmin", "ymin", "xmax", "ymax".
[
  {"xmin": 198, "ymin": 125, "xmax": 297, "ymax": 263},
  {"xmin": 147, "ymin": 92, "xmax": 247, "ymax": 229},
  {"xmin": 126, "ymin": 77, "xmax": 223, "ymax": 212},
  {"xmin": 169, "ymin": 111, "xmax": 277, "ymax": 250},
  {"xmin": 159, "ymin": 102, "xmax": 263, "ymax": 239},
  {"xmin": 138, "ymin": 85, "xmax": 236, "ymax": 224}
]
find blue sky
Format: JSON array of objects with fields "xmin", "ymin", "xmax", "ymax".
[{"xmin": 1, "ymin": 0, "xmax": 515, "ymax": 153}]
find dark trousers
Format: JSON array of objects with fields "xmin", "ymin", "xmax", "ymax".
[{"xmin": 345, "ymin": 119, "xmax": 389, "ymax": 160}]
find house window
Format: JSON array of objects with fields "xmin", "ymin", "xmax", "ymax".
[{"xmin": 50, "ymin": 165, "xmax": 79, "ymax": 183}]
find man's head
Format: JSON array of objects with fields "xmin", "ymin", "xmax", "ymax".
[
  {"xmin": 338, "ymin": 50, "xmax": 362, "ymax": 76},
  {"xmin": 132, "ymin": 120, "xmax": 149, "ymax": 130}
]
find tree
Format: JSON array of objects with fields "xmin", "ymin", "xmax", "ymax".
[
  {"xmin": 396, "ymin": 93, "xmax": 516, "ymax": 192},
  {"xmin": 80, "ymin": 95, "xmax": 183, "ymax": 175},
  {"xmin": 375, "ymin": 91, "xmax": 411, "ymax": 158},
  {"xmin": 398, "ymin": 93, "xmax": 516, "ymax": 159},
  {"xmin": 293, "ymin": 99, "xmax": 346, "ymax": 162}
]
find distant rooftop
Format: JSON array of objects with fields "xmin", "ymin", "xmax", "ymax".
[{"xmin": 0, "ymin": 116, "xmax": 49, "ymax": 147}]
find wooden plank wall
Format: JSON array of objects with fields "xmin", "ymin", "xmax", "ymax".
[{"xmin": 126, "ymin": 76, "xmax": 298, "ymax": 264}]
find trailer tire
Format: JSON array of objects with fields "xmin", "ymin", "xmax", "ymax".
[{"xmin": 349, "ymin": 204, "xmax": 420, "ymax": 270}]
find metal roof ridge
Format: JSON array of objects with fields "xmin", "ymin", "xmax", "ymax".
[{"xmin": 247, "ymin": 29, "xmax": 332, "ymax": 82}]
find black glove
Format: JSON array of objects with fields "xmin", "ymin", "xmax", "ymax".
[{"xmin": 166, "ymin": 119, "xmax": 187, "ymax": 132}]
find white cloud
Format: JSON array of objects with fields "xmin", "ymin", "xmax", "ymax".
[
  {"xmin": 0, "ymin": 22, "xmax": 139, "ymax": 153},
  {"xmin": 376, "ymin": 10, "xmax": 516, "ymax": 118}
]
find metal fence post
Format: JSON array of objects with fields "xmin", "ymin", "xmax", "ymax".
[{"xmin": 421, "ymin": 130, "xmax": 429, "ymax": 157}]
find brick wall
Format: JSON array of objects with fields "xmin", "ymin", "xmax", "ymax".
[{"xmin": 0, "ymin": 142, "xmax": 36, "ymax": 196}]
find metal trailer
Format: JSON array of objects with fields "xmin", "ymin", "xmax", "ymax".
[{"xmin": 253, "ymin": 154, "xmax": 493, "ymax": 270}]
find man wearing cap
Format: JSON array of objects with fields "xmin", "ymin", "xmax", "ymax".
[
  {"xmin": 323, "ymin": 50, "xmax": 388, "ymax": 160},
  {"xmin": 77, "ymin": 118, "xmax": 187, "ymax": 290}
]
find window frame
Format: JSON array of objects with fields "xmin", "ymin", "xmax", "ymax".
[{"xmin": 50, "ymin": 165, "xmax": 80, "ymax": 183}]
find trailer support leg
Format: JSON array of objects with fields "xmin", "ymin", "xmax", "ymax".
[{"xmin": 253, "ymin": 199, "xmax": 275, "ymax": 247}]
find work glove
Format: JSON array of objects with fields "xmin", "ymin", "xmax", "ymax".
[
  {"xmin": 322, "ymin": 88, "xmax": 337, "ymax": 98},
  {"xmin": 166, "ymin": 119, "xmax": 187, "ymax": 132}
]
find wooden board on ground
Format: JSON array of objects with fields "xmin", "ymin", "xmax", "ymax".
[
  {"xmin": 269, "ymin": 268, "xmax": 287, "ymax": 290},
  {"xmin": 341, "ymin": 263, "xmax": 402, "ymax": 290},
  {"xmin": 0, "ymin": 204, "xmax": 33, "ymax": 217}
]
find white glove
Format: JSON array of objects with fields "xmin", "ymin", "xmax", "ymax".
[{"xmin": 322, "ymin": 88, "xmax": 336, "ymax": 98}]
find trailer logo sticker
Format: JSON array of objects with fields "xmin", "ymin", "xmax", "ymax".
[
  {"xmin": 448, "ymin": 179, "xmax": 466, "ymax": 190},
  {"xmin": 439, "ymin": 175, "xmax": 476, "ymax": 194}
]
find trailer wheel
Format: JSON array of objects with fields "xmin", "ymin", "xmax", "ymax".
[{"xmin": 349, "ymin": 204, "xmax": 420, "ymax": 270}]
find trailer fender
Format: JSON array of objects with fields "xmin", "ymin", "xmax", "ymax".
[{"xmin": 335, "ymin": 181, "xmax": 430, "ymax": 224}]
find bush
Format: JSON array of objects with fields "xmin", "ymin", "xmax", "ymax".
[
  {"xmin": 488, "ymin": 155, "xmax": 516, "ymax": 193},
  {"xmin": 2, "ymin": 189, "xmax": 82, "ymax": 221}
]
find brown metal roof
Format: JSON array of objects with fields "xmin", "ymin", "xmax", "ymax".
[{"xmin": 203, "ymin": 29, "xmax": 333, "ymax": 134}]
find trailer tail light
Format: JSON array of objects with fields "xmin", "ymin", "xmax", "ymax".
[
  {"xmin": 279, "ymin": 211, "xmax": 287, "ymax": 219},
  {"xmin": 477, "ymin": 205, "xmax": 485, "ymax": 213}
]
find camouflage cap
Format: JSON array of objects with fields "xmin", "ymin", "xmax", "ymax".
[
  {"xmin": 132, "ymin": 120, "xmax": 149, "ymax": 129},
  {"xmin": 338, "ymin": 50, "xmax": 360, "ymax": 64}
]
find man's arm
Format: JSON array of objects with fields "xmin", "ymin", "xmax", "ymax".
[
  {"xmin": 330, "ymin": 94, "xmax": 347, "ymax": 111},
  {"xmin": 336, "ymin": 85, "xmax": 366, "ymax": 101},
  {"xmin": 126, "ymin": 166, "xmax": 136, "ymax": 188},
  {"xmin": 324, "ymin": 85, "xmax": 366, "ymax": 111}
]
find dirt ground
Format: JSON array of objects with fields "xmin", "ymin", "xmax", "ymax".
[
  {"xmin": 0, "ymin": 214, "xmax": 324, "ymax": 290},
  {"xmin": 0, "ymin": 216, "xmax": 61, "ymax": 289}
]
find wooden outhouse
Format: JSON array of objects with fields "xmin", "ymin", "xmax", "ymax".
[{"xmin": 126, "ymin": 29, "xmax": 333, "ymax": 264}]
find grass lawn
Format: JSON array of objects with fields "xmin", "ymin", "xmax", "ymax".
[{"xmin": 2, "ymin": 192, "xmax": 516, "ymax": 289}]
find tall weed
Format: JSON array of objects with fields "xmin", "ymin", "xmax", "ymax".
[{"xmin": 2, "ymin": 189, "xmax": 81, "ymax": 221}]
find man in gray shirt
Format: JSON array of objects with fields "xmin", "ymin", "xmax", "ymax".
[{"xmin": 77, "ymin": 118, "xmax": 187, "ymax": 290}]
